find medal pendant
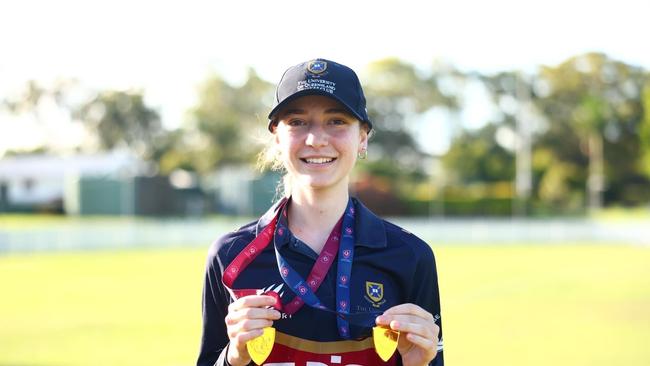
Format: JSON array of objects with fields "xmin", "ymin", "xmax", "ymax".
[
  {"xmin": 247, "ymin": 326, "xmax": 275, "ymax": 365},
  {"xmin": 373, "ymin": 326, "xmax": 399, "ymax": 362}
]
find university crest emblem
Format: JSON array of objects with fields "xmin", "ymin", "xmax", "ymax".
[
  {"xmin": 307, "ymin": 60, "xmax": 327, "ymax": 74},
  {"xmin": 365, "ymin": 281, "xmax": 384, "ymax": 303}
]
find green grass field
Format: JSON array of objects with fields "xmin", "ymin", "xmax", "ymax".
[{"xmin": 1, "ymin": 244, "xmax": 649, "ymax": 366}]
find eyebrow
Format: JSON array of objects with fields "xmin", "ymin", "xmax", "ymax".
[
  {"xmin": 282, "ymin": 108, "xmax": 306, "ymax": 116},
  {"xmin": 325, "ymin": 108, "xmax": 350, "ymax": 115},
  {"xmin": 282, "ymin": 108, "xmax": 351, "ymax": 116}
]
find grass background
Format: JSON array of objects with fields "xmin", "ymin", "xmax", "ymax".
[{"xmin": 1, "ymin": 244, "xmax": 649, "ymax": 365}]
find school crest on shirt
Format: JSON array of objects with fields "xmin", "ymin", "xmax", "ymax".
[{"xmin": 365, "ymin": 281, "xmax": 386, "ymax": 308}]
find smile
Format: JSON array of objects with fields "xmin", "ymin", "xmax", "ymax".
[{"xmin": 300, "ymin": 157, "xmax": 336, "ymax": 164}]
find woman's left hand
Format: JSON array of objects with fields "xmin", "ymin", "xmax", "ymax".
[{"xmin": 375, "ymin": 303, "xmax": 440, "ymax": 366}]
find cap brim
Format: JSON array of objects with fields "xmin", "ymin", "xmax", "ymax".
[{"xmin": 267, "ymin": 89, "xmax": 369, "ymax": 132}]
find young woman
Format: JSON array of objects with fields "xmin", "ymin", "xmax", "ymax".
[{"xmin": 197, "ymin": 59, "xmax": 443, "ymax": 366}]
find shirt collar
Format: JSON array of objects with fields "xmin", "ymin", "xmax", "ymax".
[
  {"xmin": 351, "ymin": 197, "xmax": 387, "ymax": 248},
  {"xmin": 255, "ymin": 196, "xmax": 387, "ymax": 249}
]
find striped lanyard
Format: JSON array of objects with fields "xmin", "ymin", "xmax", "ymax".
[{"xmin": 222, "ymin": 198, "xmax": 358, "ymax": 339}]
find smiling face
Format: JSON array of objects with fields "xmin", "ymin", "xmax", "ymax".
[{"xmin": 273, "ymin": 95, "xmax": 369, "ymax": 195}]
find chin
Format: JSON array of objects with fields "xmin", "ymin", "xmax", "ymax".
[
  {"xmin": 299, "ymin": 180, "xmax": 334, "ymax": 190},
  {"xmin": 295, "ymin": 176, "xmax": 342, "ymax": 191}
]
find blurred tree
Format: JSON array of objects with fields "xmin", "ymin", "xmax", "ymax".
[
  {"xmin": 75, "ymin": 90, "xmax": 163, "ymax": 161},
  {"xmin": 640, "ymin": 83, "xmax": 650, "ymax": 180},
  {"xmin": 3, "ymin": 79, "xmax": 82, "ymax": 118},
  {"xmin": 173, "ymin": 68, "xmax": 273, "ymax": 173},
  {"xmin": 443, "ymin": 123, "xmax": 515, "ymax": 183},
  {"xmin": 435, "ymin": 71, "xmax": 535, "ymax": 216},
  {"xmin": 535, "ymin": 53, "xmax": 650, "ymax": 208},
  {"xmin": 2, "ymin": 146, "xmax": 51, "ymax": 156},
  {"xmin": 354, "ymin": 58, "xmax": 462, "ymax": 215},
  {"xmin": 362, "ymin": 58, "xmax": 459, "ymax": 177},
  {"xmin": 480, "ymin": 71, "xmax": 534, "ymax": 210},
  {"xmin": 2, "ymin": 80, "xmax": 47, "ymax": 116},
  {"xmin": 2, "ymin": 80, "xmax": 166, "ymax": 163},
  {"xmin": 1, "ymin": 79, "xmax": 88, "ymax": 155},
  {"xmin": 150, "ymin": 129, "xmax": 195, "ymax": 174}
]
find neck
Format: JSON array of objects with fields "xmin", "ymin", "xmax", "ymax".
[{"xmin": 287, "ymin": 184, "xmax": 350, "ymax": 253}]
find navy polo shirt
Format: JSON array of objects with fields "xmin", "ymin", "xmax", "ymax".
[{"xmin": 197, "ymin": 197, "xmax": 444, "ymax": 366}]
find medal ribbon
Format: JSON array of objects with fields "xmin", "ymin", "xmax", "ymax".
[
  {"xmin": 280, "ymin": 214, "xmax": 343, "ymax": 315},
  {"xmin": 273, "ymin": 198, "xmax": 356, "ymax": 338},
  {"xmin": 221, "ymin": 198, "xmax": 282, "ymax": 290},
  {"xmin": 222, "ymin": 198, "xmax": 377, "ymax": 339},
  {"xmin": 222, "ymin": 198, "xmax": 339, "ymax": 310}
]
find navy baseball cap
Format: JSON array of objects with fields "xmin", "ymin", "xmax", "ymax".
[{"xmin": 267, "ymin": 58, "xmax": 372, "ymax": 132}]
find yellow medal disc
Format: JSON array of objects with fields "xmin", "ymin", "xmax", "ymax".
[
  {"xmin": 373, "ymin": 326, "xmax": 400, "ymax": 362},
  {"xmin": 247, "ymin": 326, "xmax": 275, "ymax": 365}
]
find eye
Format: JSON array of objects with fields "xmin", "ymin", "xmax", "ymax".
[
  {"xmin": 287, "ymin": 119, "xmax": 306, "ymax": 127},
  {"xmin": 329, "ymin": 119, "xmax": 348, "ymax": 126}
]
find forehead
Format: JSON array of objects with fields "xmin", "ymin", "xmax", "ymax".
[{"xmin": 279, "ymin": 95, "xmax": 351, "ymax": 115}]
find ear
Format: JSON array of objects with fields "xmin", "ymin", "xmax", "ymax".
[
  {"xmin": 358, "ymin": 124, "xmax": 369, "ymax": 152},
  {"xmin": 273, "ymin": 123, "xmax": 281, "ymax": 145}
]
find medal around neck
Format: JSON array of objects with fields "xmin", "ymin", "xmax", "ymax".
[
  {"xmin": 373, "ymin": 326, "xmax": 400, "ymax": 362},
  {"xmin": 247, "ymin": 326, "xmax": 275, "ymax": 365}
]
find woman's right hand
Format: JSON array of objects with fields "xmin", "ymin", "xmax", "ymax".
[{"xmin": 225, "ymin": 295, "xmax": 281, "ymax": 366}]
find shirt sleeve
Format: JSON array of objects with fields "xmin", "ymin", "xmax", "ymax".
[
  {"xmin": 411, "ymin": 244, "xmax": 444, "ymax": 366},
  {"xmin": 197, "ymin": 242, "xmax": 233, "ymax": 366}
]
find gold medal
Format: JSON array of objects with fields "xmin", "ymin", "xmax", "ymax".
[
  {"xmin": 247, "ymin": 326, "xmax": 275, "ymax": 365},
  {"xmin": 373, "ymin": 326, "xmax": 400, "ymax": 362}
]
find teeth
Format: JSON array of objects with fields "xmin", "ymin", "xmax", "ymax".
[{"xmin": 305, "ymin": 157, "xmax": 334, "ymax": 164}]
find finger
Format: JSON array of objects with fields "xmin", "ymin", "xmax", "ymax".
[
  {"xmin": 375, "ymin": 314, "xmax": 394, "ymax": 327},
  {"xmin": 231, "ymin": 328, "xmax": 266, "ymax": 347},
  {"xmin": 382, "ymin": 303, "xmax": 434, "ymax": 322},
  {"xmin": 404, "ymin": 332, "xmax": 437, "ymax": 357},
  {"xmin": 228, "ymin": 295, "xmax": 277, "ymax": 312},
  {"xmin": 376, "ymin": 314, "xmax": 437, "ymax": 341},
  {"xmin": 376, "ymin": 314, "xmax": 426, "ymax": 329},
  {"xmin": 226, "ymin": 307, "xmax": 281, "ymax": 325},
  {"xmin": 387, "ymin": 318, "xmax": 432, "ymax": 339},
  {"xmin": 228, "ymin": 319, "xmax": 274, "ymax": 338}
]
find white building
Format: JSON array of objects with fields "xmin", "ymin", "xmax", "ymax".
[{"xmin": 0, "ymin": 151, "xmax": 147, "ymax": 211}]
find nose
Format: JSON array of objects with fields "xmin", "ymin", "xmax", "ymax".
[{"xmin": 305, "ymin": 124, "xmax": 329, "ymax": 147}]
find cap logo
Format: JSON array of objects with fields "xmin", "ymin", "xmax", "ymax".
[{"xmin": 307, "ymin": 60, "xmax": 327, "ymax": 75}]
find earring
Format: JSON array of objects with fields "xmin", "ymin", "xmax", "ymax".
[{"xmin": 357, "ymin": 149, "xmax": 367, "ymax": 160}]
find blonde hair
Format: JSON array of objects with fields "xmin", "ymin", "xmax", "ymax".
[{"xmin": 256, "ymin": 134, "xmax": 292, "ymax": 200}]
